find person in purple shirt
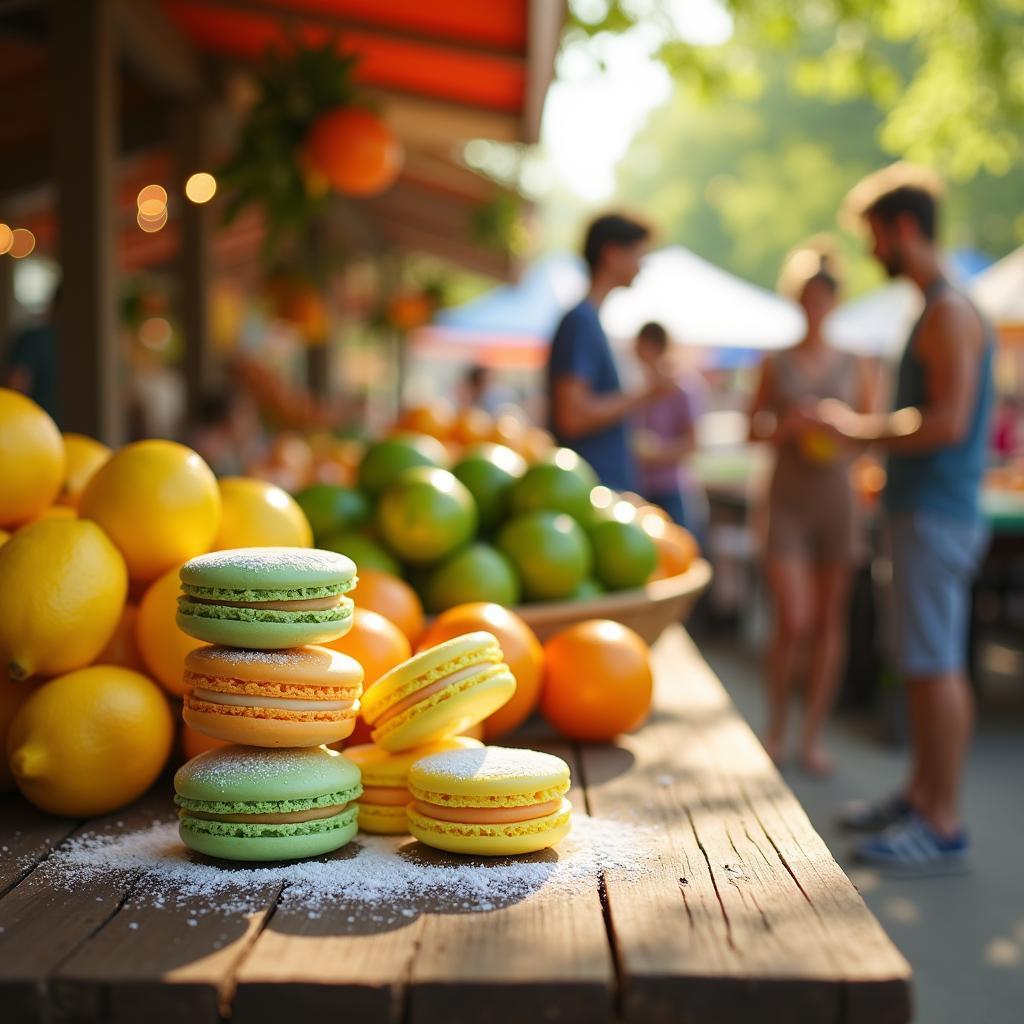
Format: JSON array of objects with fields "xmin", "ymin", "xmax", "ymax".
[{"xmin": 633, "ymin": 322, "xmax": 708, "ymax": 543}]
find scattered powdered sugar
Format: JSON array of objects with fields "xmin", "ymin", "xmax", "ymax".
[
  {"xmin": 42, "ymin": 814, "xmax": 653, "ymax": 920},
  {"xmin": 411, "ymin": 746, "xmax": 568, "ymax": 784}
]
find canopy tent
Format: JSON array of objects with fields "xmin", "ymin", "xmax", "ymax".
[
  {"xmin": 601, "ymin": 246, "xmax": 805, "ymax": 350},
  {"xmin": 972, "ymin": 246, "xmax": 1024, "ymax": 345}
]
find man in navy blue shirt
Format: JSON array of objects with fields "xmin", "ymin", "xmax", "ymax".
[{"xmin": 547, "ymin": 213, "xmax": 671, "ymax": 491}]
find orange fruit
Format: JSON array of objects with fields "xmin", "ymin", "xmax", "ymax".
[
  {"xmin": 135, "ymin": 566, "xmax": 204, "ymax": 697},
  {"xmin": 25, "ymin": 505, "xmax": 77, "ymax": 524},
  {"xmin": 521, "ymin": 427, "xmax": 555, "ymax": 465},
  {"xmin": 399, "ymin": 401, "xmax": 456, "ymax": 440},
  {"xmin": 324, "ymin": 607, "xmax": 411, "ymax": 691},
  {"xmin": 350, "ymin": 568, "xmax": 425, "ymax": 645},
  {"xmin": 214, "ymin": 476, "xmax": 313, "ymax": 549},
  {"xmin": 180, "ymin": 722, "xmax": 229, "ymax": 762},
  {"xmin": 491, "ymin": 412, "xmax": 527, "ymax": 451},
  {"xmin": 418, "ymin": 602, "xmax": 543, "ymax": 739},
  {"xmin": 95, "ymin": 603, "xmax": 146, "ymax": 672},
  {"xmin": 541, "ymin": 620, "xmax": 653, "ymax": 741},
  {"xmin": 642, "ymin": 515, "xmax": 698, "ymax": 580},
  {"xmin": 452, "ymin": 407, "xmax": 493, "ymax": 446}
]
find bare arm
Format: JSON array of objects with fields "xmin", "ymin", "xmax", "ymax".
[
  {"xmin": 747, "ymin": 357, "xmax": 801, "ymax": 447},
  {"xmin": 821, "ymin": 295, "xmax": 983, "ymax": 453},
  {"xmin": 552, "ymin": 374, "xmax": 657, "ymax": 440}
]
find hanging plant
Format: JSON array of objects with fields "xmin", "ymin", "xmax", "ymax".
[{"xmin": 220, "ymin": 40, "xmax": 404, "ymax": 253}]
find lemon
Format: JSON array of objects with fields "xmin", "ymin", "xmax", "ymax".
[
  {"xmin": 95, "ymin": 603, "xmax": 146, "ymax": 673},
  {"xmin": 60, "ymin": 433, "xmax": 112, "ymax": 508},
  {"xmin": 0, "ymin": 519, "xmax": 128, "ymax": 680},
  {"xmin": 25, "ymin": 504, "xmax": 77, "ymax": 524},
  {"xmin": 214, "ymin": 476, "xmax": 313, "ymax": 550},
  {"xmin": 79, "ymin": 440, "xmax": 221, "ymax": 583},
  {"xmin": 0, "ymin": 388, "xmax": 65, "ymax": 528},
  {"xmin": 135, "ymin": 566, "xmax": 203, "ymax": 697},
  {"xmin": 0, "ymin": 668, "xmax": 34, "ymax": 791},
  {"xmin": 0, "ymin": 529, "xmax": 9, "ymax": 548},
  {"xmin": 7, "ymin": 665, "xmax": 174, "ymax": 816}
]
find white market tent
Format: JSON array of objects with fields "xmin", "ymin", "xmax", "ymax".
[
  {"xmin": 972, "ymin": 245, "xmax": 1024, "ymax": 339},
  {"xmin": 601, "ymin": 245, "xmax": 804, "ymax": 350},
  {"xmin": 824, "ymin": 281, "xmax": 922, "ymax": 358}
]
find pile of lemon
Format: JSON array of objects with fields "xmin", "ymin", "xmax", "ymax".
[{"xmin": 0, "ymin": 388, "xmax": 314, "ymax": 818}]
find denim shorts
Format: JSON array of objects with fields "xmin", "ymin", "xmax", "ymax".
[{"xmin": 887, "ymin": 512, "xmax": 989, "ymax": 676}]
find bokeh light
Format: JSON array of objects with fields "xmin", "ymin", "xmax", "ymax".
[
  {"xmin": 184, "ymin": 172, "xmax": 217, "ymax": 203},
  {"xmin": 9, "ymin": 229, "xmax": 36, "ymax": 259},
  {"xmin": 0, "ymin": 223, "xmax": 12, "ymax": 255},
  {"xmin": 138, "ymin": 317, "xmax": 173, "ymax": 350},
  {"xmin": 137, "ymin": 184, "xmax": 167, "ymax": 209},
  {"xmin": 137, "ymin": 208, "xmax": 168, "ymax": 233}
]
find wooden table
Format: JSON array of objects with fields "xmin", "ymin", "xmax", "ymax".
[{"xmin": 0, "ymin": 628, "xmax": 912, "ymax": 1024}]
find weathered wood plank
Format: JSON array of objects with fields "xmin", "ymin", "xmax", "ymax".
[
  {"xmin": 582, "ymin": 628, "xmax": 912, "ymax": 1024},
  {"xmin": 405, "ymin": 742, "xmax": 613, "ymax": 1024},
  {"xmin": 0, "ymin": 791, "xmax": 166, "ymax": 1024},
  {"xmin": 0, "ymin": 795, "xmax": 78, "ymax": 896}
]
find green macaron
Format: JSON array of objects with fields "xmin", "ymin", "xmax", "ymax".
[
  {"xmin": 176, "ymin": 547, "xmax": 357, "ymax": 648},
  {"xmin": 174, "ymin": 745, "xmax": 363, "ymax": 861}
]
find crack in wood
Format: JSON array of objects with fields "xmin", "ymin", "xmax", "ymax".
[
  {"xmin": 218, "ymin": 881, "xmax": 287, "ymax": 1018},
  {"xmin": 688, "ymin": 809, "xmax": 734, "ymax": 952}
]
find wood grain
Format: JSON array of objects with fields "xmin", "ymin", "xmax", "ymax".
[{"xmin": 0, "ymin": 795, "xmax": 78, "ymax": 896}]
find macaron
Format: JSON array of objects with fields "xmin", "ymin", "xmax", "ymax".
[
  {"xmin": 345, "ymin": 736, "xmax": 483, "ymax": 834},
  {"xmin": 361, "ymin": 631, "xmax": 516, "ymax": 752},
  {"xmin": 182, "ymin": 645, "xmax": 363, "ymax": 747},
  {"xmin": 407, "ymin": 746, "xmax": 572, "ymax": 856},
  {"xmin": 176, "ymin": 547, "xmax": 356, "ymax": 649},
  {"xmin": 174, "ymin": 745, "xmax": 362, "ymax": 862}
]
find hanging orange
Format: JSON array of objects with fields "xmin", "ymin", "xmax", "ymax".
[
  {"xmin": 541, "ymin": 620, "xmax": 653, "ymax": 742},
  {"xmin": 305, "ymin": 107, "xmax": 403, "ymax": 198}
]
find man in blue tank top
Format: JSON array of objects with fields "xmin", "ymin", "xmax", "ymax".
[
  {"xmin": 547, "ymin": 214, "xmax": 674, "ymax": 491},
  {"xmin": 817, "ymin": 165, "xmax": 994, "ymax": 874}
]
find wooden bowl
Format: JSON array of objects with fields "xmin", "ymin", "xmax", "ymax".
[{"xmin": 514, "ymin": 558, "xmax": 712, "ymax": 645}]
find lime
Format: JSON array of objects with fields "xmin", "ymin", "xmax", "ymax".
[
  {"xmin": 321, "ymin": 532, "xmax": 401, "ymax": 576},
  {"xmin": 294, "ymin": 484, "xmax": 370, "ymax": 542},
  {"xmin": 423, "ymin": 543, "xmax": 521, "ymax": 613},
  {"xmin": 497, "ymin": 511, "xmax": 592, "ymax": 601},
  {"xmin": 508, "ymin": 448, "xmax": 598, "ymax": 522},
  {"xmin": 588, "ymin": 512, "xmax": 658, "ymax": 590},
  {"xmin": 357, "ymin": 433, "xmax": 447, "ymax": 497},
  {"xmin": 453, "ymin": 444, "xmax": 527, "ymax": 532},
  {"xmin": 378, "ymin": 467, "xmax": 477, "ymax": 567}
]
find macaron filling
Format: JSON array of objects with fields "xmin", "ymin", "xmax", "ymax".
[
  {"xmin": 186, "ymin": 802, "xmax": 351, "ymax": 824},
  {"xmin": 371, "ymin": 663, "xmax": 489, "ymax": 727},
  {"xmin": 186, "ymin": 594, "xmax": 344, "ymax": 611},
  {"xmin": 359, "ymin": 785, "xmax": 410, "ymax": 806},
  {"xmin": 177, "ymin": 594, "xmax": 353, "ymax": 625},
  {"xmin": 190, "ymin": 687, "xmax": 356, "ymax": 713},
  {"xmin": 412, "ymin": 798, "xmax": 564, "ymax": 824}
]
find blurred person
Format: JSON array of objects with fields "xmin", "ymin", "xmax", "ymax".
[
  {"xmin": 459, "ymin": 364, "xmax": 514, "ymax": 416},
  {"xmin": 632, "ymin": 321, "xmax": 709, "ymax": 541},
  {"xmin": 547, "ymin": 213, "xmax": 673, "ymax": 490},
  {"xmin": 820, "ymin": 165, "xmax": 994, "ymax": 875},
  {"xmin": 3, "ymin": 281, "xmax": 60, "ymax": 421},
  {"xmin": 189, "ymin": 390, "xmax": 265, "ymax": 477},
  {"xmin": 747, "ymin": 240, "xmax": 874, "ymax": 776}
]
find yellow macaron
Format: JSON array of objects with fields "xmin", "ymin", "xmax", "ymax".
[
  {"xmin": 344, "ymin": 736, "xmax": 483, "ymax": 834},
  {"xmin": 407, "ymin": 745, "xmax": 573, "ymax": 856},
  {"xmin": 182, "ymin": 645, "xmax": 363, "ymax": 748},
  {"xmin": 360, "ymin": 631, "xmax": 516, "ymax": 752}
]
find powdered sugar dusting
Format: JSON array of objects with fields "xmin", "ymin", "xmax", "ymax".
[
  {"xmin": 42, "ymin": 814, "xmax": 653, "ymax": 918},
  {"xmin": 412, "ymin": 746, "xmax": 569, "ymax": 785},
  {"xmin": 181, "ymin": 548, "xmax": 355, "ymax": 578}
]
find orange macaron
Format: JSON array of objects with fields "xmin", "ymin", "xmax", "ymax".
[{"xmin": 182, "ymin": 645, "xmax": 363, "ymax": 748}]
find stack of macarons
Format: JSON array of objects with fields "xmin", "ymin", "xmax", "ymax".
[
  {"xmin": 173, "ymin": 548, "xmax": 365, "ymax": 862},
  {"xmin": 346, "ymin": 631, "xmax": 574, "ymax": 855}
]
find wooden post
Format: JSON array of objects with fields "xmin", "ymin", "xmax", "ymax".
[
  {"xmin": 52, "ymin": 0, "xmax": 122, "ymax": 443},
  {"xmin": 175, "ymin": 104, "xmax": 217, "ymax": 426}
]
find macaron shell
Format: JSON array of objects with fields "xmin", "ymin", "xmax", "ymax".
[
  {"xmin": 185, "ymin": 644, "xmax": 363, "ymax": 687},
  {"xmin": 344, "ymin": 736, "xmax": 483, "ymax": 788},
  {"xmin": 183, "ymin": 704, "xmax": 358, "ymax": 747},
  {"xmin": 180, "ymin": 547, "xmax": 356, "ymax": 592},
  {"xmin": 408, "ymin": 798, "xmax": 572, "ymax": 856},
  {"xmin": 362, "ymin": 631, "xmax": 501, "ymax": 722},
  {"xmin": 176, "ymin": 608, "xmax": 353, "ymax": 649},
  {"xmin": 408, "ymin": 746, "xmax": 572, "ymax": 803},
  {"xmin": 372, "ymin": 669, "xmax": 516, "ymax": 753},
  {"xmin": 179, "ymin": 807, "xmax": 359, "ymax": 861},
  {"xmin": 356, "ymin": 802, "xmax": 410, "ymax": 835}
]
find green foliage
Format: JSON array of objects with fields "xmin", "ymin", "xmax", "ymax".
[
  {"xmin": 218, "ymin": 41, "xmax": 359, "ymax": 252},
  {"xmin": 571, "ymin": 0, "xmax": 1024, "ymax": 180}
]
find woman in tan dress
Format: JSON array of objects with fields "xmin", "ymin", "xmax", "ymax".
[{"xmin": 748, "ymin": 243, "xmax": 873, "ymax": 775}]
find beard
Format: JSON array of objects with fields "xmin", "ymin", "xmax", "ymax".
[{"xmin": 881, "ymin": 247, "xmax": 903, "ymax": 278}]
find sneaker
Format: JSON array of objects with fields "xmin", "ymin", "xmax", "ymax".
[
  {"xmin": 853, "ymin": 812, "xmax": 971, "ymax": 877},
  {"xmin": 837, "ymin": 793, "xmax": 911, "ymax": 832}
]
